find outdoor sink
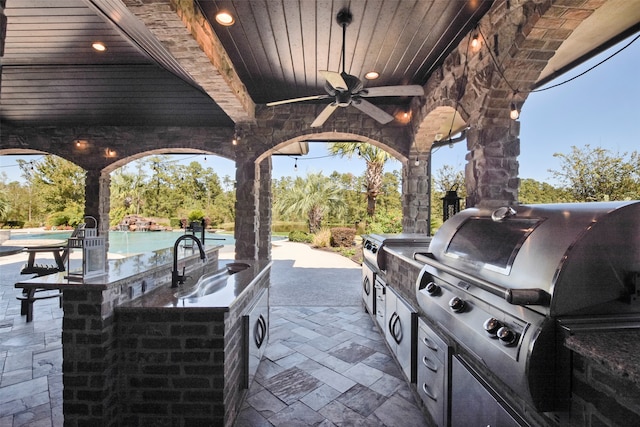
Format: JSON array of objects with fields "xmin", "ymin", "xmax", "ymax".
[
  {"xmin": 226, "ymin": 262, "xmax": 250, "ymax": 274},
  {"xmin": 174, "ymin": 268, "xmax": 230, "ymax": 300}
]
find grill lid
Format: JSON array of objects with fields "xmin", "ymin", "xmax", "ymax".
[{"xmin": 425, "ymin": 201, "xmax": 640, "ymax": 316}]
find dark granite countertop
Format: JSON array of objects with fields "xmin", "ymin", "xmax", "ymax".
[
  {"xmin": 119, "ymin": 259, "xmax": 271, "ymax": 311},
  {"xmin": 565, "ymin": 330, "xmax": 640, "ymax": 385},
  {"xmin": 14, "ymin": 245, "xmax": 222, "ymax": 289}
]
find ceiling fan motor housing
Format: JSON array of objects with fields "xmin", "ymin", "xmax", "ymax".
[
  {"xmin": 335, "ymin": 91, "xmax": 352, "ymax": 107},
  {"xmin": 336, "ymin": 8, "xmax": 353, "ymax": 27}
]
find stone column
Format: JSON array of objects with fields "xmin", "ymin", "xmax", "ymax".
[
  {"xmin": 465, "ymin": 122, "xmax": 520, "ymax": 208},
  {"xmin": 234, "ymin": 145, "xmax": 259, "ymax": 260},
  {"xmin": 84, "ymin": 170, "xmax": 111, "ymax": 247},
  {"xmin": 62, "ymin": 286, "xmax": 119, "ymax": 426},
  {"xmin": 257, "ymin": 158, "xmax": 272, "ymax": 260},
  {"xmin": 402, "ymin": 151, "xmax": 431, "ymax": 234}
]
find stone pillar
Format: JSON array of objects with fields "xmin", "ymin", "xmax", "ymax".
[
  {"xmin": 84, "ymin": 169, "xmax": 111, "ymax": 248},
  {"xmin": 62, "ymin": 286, "xmax": 119, "ymax": 426},
  {"xmin": 257, "ymin": 158, "xmax": 272, "ymax": 260},
  {"xmin": 465, "ymin": 122, "xmax": 520, "ymax": 208},
  {"xmin": 402, "ymin": 151, "xmax": 431, "ymax": 234},
  {"xmin": 234, "ymin": 145, "xmax": 258, "ymax": 260}
]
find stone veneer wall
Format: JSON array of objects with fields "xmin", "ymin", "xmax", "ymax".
[
  {"xmin": 116, "ymin": 271, "xmax": 269, "ymax": 426},
  {"xmin": 61, "ymin": 249, "xmax": 220, "ymax": 426},
  {"xmin": 570, "ymin": 352, "xmax": 640, "ymax": 426}
]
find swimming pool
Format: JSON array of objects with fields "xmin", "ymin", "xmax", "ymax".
[{"xmin": 10, "ymin": 230, "xmax": 236, "ymax": 256}]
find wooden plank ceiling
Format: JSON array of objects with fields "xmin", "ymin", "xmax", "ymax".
[
  {"xmin": 197, "ymin": 0, "xmax": 492, "ymax": 104},
  {"xmin": 0, "ymin": 0, "xmax": 233, "ymax": 127},
  {"xmin": 0, "ymin": 0, "xmax": 493, "ymax": 128}
]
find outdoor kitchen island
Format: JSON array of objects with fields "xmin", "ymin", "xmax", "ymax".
[
  {"xmin": 14, "ymin": 244, "xmax": 271, "ymax": 427},
  {"xmin": 368, "ymin": 202, "xmax": 640, "ymax": 427}
]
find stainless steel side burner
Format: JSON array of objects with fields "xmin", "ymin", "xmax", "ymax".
[{"xmin": 363, "ymin": 233, "xmax": 431, "ymax": 275}]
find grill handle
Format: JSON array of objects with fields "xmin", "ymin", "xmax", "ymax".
[{"xmin": 414, "ymin": 252, "xmax": 550, "ymax": 307}]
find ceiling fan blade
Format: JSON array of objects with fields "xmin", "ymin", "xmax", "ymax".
[
  {"xmin": 352, "ymin": 99, "xmax": 394, "ymax": 124},
  {"xmin": 319, "ymin": 71, "xmax": 348, "ymax": 91},
  {"xmin": 360, "ymin": 85, "xmax": 425, "ymax": 97},
  {"xmin": 310, "ymin": 103, "xmax": 339, "ymax": 128},
  {"xmin": 266, "ymin": 94, "xmax": 329, "ymax": 107}
]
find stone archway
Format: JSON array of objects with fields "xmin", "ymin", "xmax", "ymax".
[
  {"xmin": 411, "ymin": 0, "xmax": 611, "ymax": 208},
  {"xmin": 231, "ymin": 123, "xmax": 415, "ymax": 260}
]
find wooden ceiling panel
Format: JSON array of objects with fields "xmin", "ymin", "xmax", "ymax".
[
  {"xmin": 199, "ymin": 0, "xmax": 493, "ymax": 104},
  {"xmin": 1, "ymin": 0, "xmax": 232, "ymax": 127},
  {"xmin": 3, "ymin": 0, "xmax": 636, "ymax": 130}
]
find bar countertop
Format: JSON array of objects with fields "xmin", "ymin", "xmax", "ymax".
[
  {"xmin": 565, "ymin": 329, "xmax": 640, "ymax": 386},
  {"xmin": 120, "ymin": 259, "xmax": 272, "ymax": 311},
  {"xmin": 14, "ymin": 245, "xmax": 221, "ymax": 290}
]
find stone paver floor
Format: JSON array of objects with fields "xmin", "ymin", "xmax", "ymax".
[
  {"xmin": 236, "ymin": 306, "xmax": 427, "ymax": 426},
  {"xmin": 0, "ymin": 243, "xmax": 428, "ymax": 426}
]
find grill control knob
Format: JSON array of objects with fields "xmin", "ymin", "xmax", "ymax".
[
  {"xmin": 448, "ymin": 297, "xmax": 465, "ymax": 313},
  {"xmin": 425, "ymin": 282, "xmax": 441, "ymax": 296},
  {"xmin": 483, "ymin": 317, "xmax": 502, "ymax": 337},
  {"xmin": 497, "ymin": 326, "xmax": 518, "ymax": 346}
]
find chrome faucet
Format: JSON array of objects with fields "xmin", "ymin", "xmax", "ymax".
[{"xmin": 172, "ymin": 235, "xmax": 206, "ymax": 288}]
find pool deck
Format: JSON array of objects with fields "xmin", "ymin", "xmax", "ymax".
[{"xmin": 0, "ymin": 240, "xmax": 428, "ymax": 426}]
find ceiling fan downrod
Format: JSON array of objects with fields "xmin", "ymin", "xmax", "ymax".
[{"xmin": 336, "ymin": 8, "xmax": 352, "ymax": 75}]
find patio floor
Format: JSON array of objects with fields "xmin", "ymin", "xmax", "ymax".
[{"xmin": 0, "ymin": 241, "xmax": 427, "ymax": 426}]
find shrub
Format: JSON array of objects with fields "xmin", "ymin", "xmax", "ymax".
[
  {"xmin": 272, "ymin": 222, "xmax": 307, "ymax": 233},
  {"xmin": 366, "ymin": 210, "xmax": 403, "ymax": 234},
  {"xmin": 170, "ymin": 218, "xmax": 182, "ymax": 228},
  {"xmin": 219, "ymin": 222, "xmax": 235, "ymax": 231},
  {"xmin": 330, "ymin": 227, "xmax": 356, "ymax": 247},
  {"xmin": 188, "ymin": 210, "xmax": 205, "ymax": 222},
  {"xmin": 1, "ymin": 220, "xmax": 25, "ymax": 229},
  {"xmin": 288, "ymin": 230, "xmax": 313, "ymax": 243},
  {"xmin": 312, "ymin": 228, "xmax": 331, "ymax": 248},
  {"xmin": 47, "ymin": 212, "xmax": 70, "ymax": 227}
]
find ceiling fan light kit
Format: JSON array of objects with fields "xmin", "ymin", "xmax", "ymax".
[{"xmin": 266, "ymin": 8, "xmax": 424, "ymax": 128}]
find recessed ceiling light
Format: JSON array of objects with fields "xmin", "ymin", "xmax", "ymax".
[
  {"xmin": 92, "ymin": 42, "xmax": 106, "ymax": 52},
  {"xmin": 216, "ymin": 11, "xmax": 235, "ymax": 26},
  {"xmin": 365, "ymin": 71, "xmax": 379, "ymax": 80}
]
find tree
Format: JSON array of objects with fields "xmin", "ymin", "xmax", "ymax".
[
  {"xmin": 550, "ymin": 145, "xmax": 640, "ymax": 202},
  {"xmin": 0, "ymin": 190, "xmax": 9, "ymax": 221},
  {"xmin": 27, "ymin": 156, "xmax": 85, "ymax": 226},
  {"xmin": 431, "ymin": 165, "xmax": 466, "ymax": 232},
  {"xmin": 274, "ymin": 172, "xmax": 345, "ymax": 233},
  {"xmin": 328, "ymin": 143, "xmax": 393, "ymax": 217},
  {"xmin": 327, "ymin": 171, "xmax": 366, "ymax": 226},
  {"xmin": 518, "ymin": 178, "xmax": 570, "ymax": 204}
]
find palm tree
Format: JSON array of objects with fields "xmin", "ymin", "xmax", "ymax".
[
  {"xmin": 274, "ymin": 172, "xmax": 345, "ymax": 233},
  {"xmin": 328, "ymin": 142, "xmax": 392, "ymax": 217}
]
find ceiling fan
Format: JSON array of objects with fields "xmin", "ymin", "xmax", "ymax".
[{"xmin": 266, "ymin": 8, "xmax": 425, "ymax": 128}]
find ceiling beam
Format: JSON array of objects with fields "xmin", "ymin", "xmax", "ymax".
[{"xmin": 120, "ymin": 0, "xmax": 255, "ymax": 123}]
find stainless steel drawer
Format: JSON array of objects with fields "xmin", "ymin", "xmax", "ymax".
[{"xmin": 417, "ymin": 318, "xmax": 450, "ymax": 427}]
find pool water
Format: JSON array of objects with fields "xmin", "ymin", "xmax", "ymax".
[{"xmin": 10, "ymin": 231, "xmax": 236, "ymax": 256}]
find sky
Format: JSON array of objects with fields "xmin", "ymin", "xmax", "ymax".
[{"xmin": 1, "ymin": 34, "xmax": 638, "ymax": 186}]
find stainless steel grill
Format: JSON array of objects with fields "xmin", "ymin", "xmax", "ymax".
[
  {"xmin": 414, "ymin": 201, "xmax": 640, "ymax": 413},
  {"xmin": 361, "ymin": 233, "xmax": 431, "ymax": 385}
]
